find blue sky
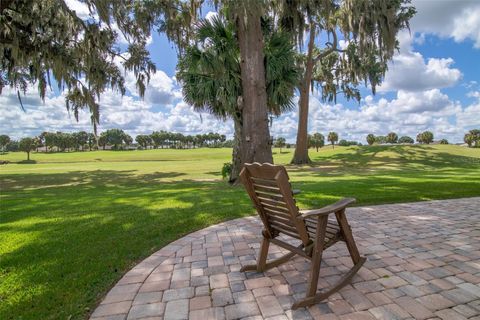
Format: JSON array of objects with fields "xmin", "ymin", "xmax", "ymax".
[{"xmin": 1, "ymin": 0, "xmax": 479, "ymax": 143}]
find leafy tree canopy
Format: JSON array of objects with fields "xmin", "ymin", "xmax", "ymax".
[
  {"xmin": 0, "ymin": 0, "xmax": 193, "ymax": 132},
  {"xmin": 309, "ymin": 133, "xmax": 325, "ymax": 151},
  {"xmin": 366, "ymin": 134, "xmax": 375, "ymax": 145},
  {"xmin": 398, "ymin": 136, "xmax": 414, "ymax": 144},
  {"xmin": 386, "ymin": 132, "xmax": 398, "ymax": 144},
  {"xmin": 417, "ymin": 131, "xmax": 434, "ymax": 144}
]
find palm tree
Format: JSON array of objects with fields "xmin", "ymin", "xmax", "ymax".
[
  {"xmin": 366, "ymin": 134, "xmax": 376, "ymax": 146},
  {"xmin": 310, "ymin": 133, "xmax": 325, "ymax": 151},
  {"xmin": 464, "ymin": 133, "xmax": 474, "ymax": 147},
  {"xmin": 274, "ymin": 137, "xmax": 286, "ymax": 153},
  {"xmin": 327, "ymin": 132, "xmax": 338, "ymax": 149},
  {"xmin": 177, "ymin": 16, "xmax": 299, "ymax": 183},
  {"xmin": 386, "ymin": 132, "xmax": 398, "ymax": 144}
]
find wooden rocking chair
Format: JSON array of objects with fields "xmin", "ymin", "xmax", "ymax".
[{"xmin": 239, "ymin": 163, "xmax": 366, "ymax": 309}]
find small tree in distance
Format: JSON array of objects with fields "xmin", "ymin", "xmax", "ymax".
[
  {"xmin": 467, "ymin": 129, "xmax": 480, "ymax": 147},
  {"xmin": 19, "ymin": 137, "xmax": 35, "ymax": 161},
  {"xmin": 0, "ymin": 135, "xmax": 11, "ymax": 152},
  {"xmin": 327, "ymin": 132, "xmax": 338, "ymax": 149},
  {"xmin": 398, "ymin": 136, "xmax": 414, "ymax": 144},
  {"xmin": 274, "ymin": 137, "xmax": 286, "ymax": 153},
  {"xmin": 309, "ymin": 133, "xmax": 325, "ymax": 152},
  {"xmin": 366, "ymin": 134, "xmax": 375, "ymax": 146},
  {"xmin": 375, "ymin": 135, "xmax": 386, "ymax": 144},
  {"xmin": 417, "ymin": 131, "xmax": 434, "ymax": 144},
  {"xmin": 386, "ymin": 132, "xmax": 398, "ymax": 144},
  {"xmin": 464, "ymin": 133, "xmax": 475, "ymax": 147}
]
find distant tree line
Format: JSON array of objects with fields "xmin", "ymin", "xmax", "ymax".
[
  {"xmin": 366, "ymin": 131, "xmax": 435, "ymax": 145},
  {"xmin": 0, "ymin": 130, "xmax": 232, "ymax": 159},
  {"xmin": 136, "ymin": 131, "xmax": 227, "ymax": 150},
  {"xmin": 0, "ymin": 131, "xmax": 97, "ymax": 153}
]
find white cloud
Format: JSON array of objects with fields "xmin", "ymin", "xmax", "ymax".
[
  {"xmin": 0, "ymin": 84, "xmax": 234, "ymax": 140},
  {"xmin": 144, "ymin": 71, "xmax": 182, "ymax": 104},
  {"xmin": 205, "ymin": 11, "xmax": 219, "ymax": 23},
  {"xmin": 411, "ymin": 0, "xmax": 480, "ymax": 48},
  {"xmin": 467, "ymin": 91, "xmax": 480, "ymax": 99},
  {"xmin": 269, "ymin": 88, "xmax": 473, "ymax": 144},
  {"xmin": 65, "ymin": 0, "xmax": 91, "ymax": 20},
  {"xmin": 378, "ymin": 32, "xmax": 462, "ymax": 92}
]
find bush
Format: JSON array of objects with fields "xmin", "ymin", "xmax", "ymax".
[
  {"xmin": 366, "ymin": 134, "xmax": 375, "ymax": 145},
  {"xmin": 398, "ymin": 136, "xmax": 414, "ymax": 144},
  {"xmin": 221, "ymin": 162, "xmax": 232, "ymax": 180},
  {"xmin": 439, "ymin": 139, "xmax": 449, "ymax": 144},
  {"xmin": 338, "ymin": 140, "xmax": 359, "ymax": 146}
]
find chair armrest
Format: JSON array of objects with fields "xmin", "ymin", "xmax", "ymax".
[{"xmin": 299, "ymin": 198, "xmax": 356, "ymax": 218}]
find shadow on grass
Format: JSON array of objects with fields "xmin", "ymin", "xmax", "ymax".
[
  {"xmin": 17, "ymin": 160, "xmax": 37, "ymax": 164},
  {"xmin": 0, "ymin": 171, "xmax": 251, "ymax": 319},
  {"xmin": 287, "ymin": 145, "xmax": 480, "ymax": 176}
]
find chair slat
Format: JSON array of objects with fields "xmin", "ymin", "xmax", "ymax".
[
  {"xmin": 267, "ymin": 213, "xmax": 296, "ymax": 226},
  {"xmin": 253, "ymin": 183, "xmax": 281, "ymax": 192},
  {"xmin": 260, "ymin": 201, "xmax": 290, "ymax": 213},
  {"xmin": 270, "ymin": 224, "xmax": 302, "ymax": 239},
  {"xmin": 254, "ymin": 189, "xmax": 284, "ymax": 199},
  {"xmin": 263, "ymin": 207, "xmax": 293, "ymax": 220},
  {"xmin": 257, "ymin": 196, "xmax": 287, "ymax": 207},
  {"xmin": 251, "ymin": 177, "xmax": 280, "ymax": 187}
]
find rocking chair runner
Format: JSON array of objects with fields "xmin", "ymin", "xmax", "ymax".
[{"xmin": 239, "ymin": 163, "xmax": 366, "ymax": 309}]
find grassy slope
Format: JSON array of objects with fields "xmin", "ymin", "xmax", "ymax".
[{"xmin": 0, "ymin": 145, "xmax": 479, "ymax": 319}]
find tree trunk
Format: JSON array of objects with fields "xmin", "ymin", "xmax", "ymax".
[
  {"xmin": 292, "ymin": 24, "xmax": 316, "ymax": 164},
  {"xmin": 236, "ymin": 4, "xmax": 273, "ymax": 165},
  {"xmin": 229, "ymin": 113, "xmax": 243, "ymax": 185},
  {"xmin": 27, "ymin": 151, "xmax": 30, "ymax": 161}
]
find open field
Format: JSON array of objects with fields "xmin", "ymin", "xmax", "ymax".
[{"xmin": 1, "ymin": 145, "xmax": 479, "ymax": 319}]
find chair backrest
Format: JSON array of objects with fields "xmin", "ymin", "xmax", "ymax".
[{"xmin": 239, "ymin": 163, "xmax": 310, "ymax": 245}]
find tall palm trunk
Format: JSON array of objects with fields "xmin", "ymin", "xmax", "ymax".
[
  {"xmin": 292, "ymin": 24, "xmax": 316, "ymax": 164},
  {"xmin": 236, "ymin": 5, "xmax": 273, "ymax": 165},
  {"xmin": 229, "ymin": 112, "xmax": 243, "ymax": 184}
]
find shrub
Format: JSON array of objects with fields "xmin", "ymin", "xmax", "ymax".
[
  {"xmin": 439, "ymin": 139, "xmax": 449, "ymax": 144},
  {"xmin": 374, "ymin": 135, "xmax": 386, "ymax": 144},
  {"xmin": 417, "ymin": 131, "xmax": 434, "ymax": 144},
  {"xmin": 221, "ymin": 162, "xmax": 232, "ymax": 180},
  {"xmin": 386, "ymin": 132, "xmax": 398, "ymax": 144},
  {"xmin": 398, "ymin": 136, "xmax": 414, "ymax": 144},
  {"xmin": 338, "ymin": 140, "xmax": 358, "ymax": 146},
  {"xmin": 366, "ymin": 134, "xmax": 375, "ymax": 145}
]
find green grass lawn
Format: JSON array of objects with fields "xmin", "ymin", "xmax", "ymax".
[{"xmin": 1, "ymin": 145, "xmax": 479, "ymax": 319}]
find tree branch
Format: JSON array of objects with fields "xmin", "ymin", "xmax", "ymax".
[{"xmin": 313, "ymin": 29, "xmax": 344, "ymax": 64}]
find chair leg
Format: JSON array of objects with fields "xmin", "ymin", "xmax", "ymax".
[
  {"xmin": 291, "ymin": 256, "xmax": 366, "ymax": 309},
  {"xmin": 240, "ymin": 236, "xmax": 269, "ymax": 272},
  {"xmin": 335, "ymin": 209, "xmax": 361, "ymax": 264},
  {"xmin": 306, "ymin": 215, "xmax": 328, "ymax": 297},
  {"xmin": 292, "ymin": 210, "xmax": 366, "ymax": 309},
  {"xmin": 240, "ymin": 235, "xmax": 302, "ymax": 273}
]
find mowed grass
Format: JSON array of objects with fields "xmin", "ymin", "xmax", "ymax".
[{"xmin": 1, "ymin": 145, "xmax": 479, "ymax": 319}]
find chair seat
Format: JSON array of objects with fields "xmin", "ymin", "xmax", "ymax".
[{"xmin": 303, "ymin": 217, "xmax": 342, "ymax": 248}]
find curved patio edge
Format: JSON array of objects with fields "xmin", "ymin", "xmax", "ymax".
[{"xmin": 90, "ymin": 197, "xmax": 480, "ymax": 320}]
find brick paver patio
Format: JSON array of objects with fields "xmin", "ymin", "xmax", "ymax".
[{"xmin": 90, "ymin": 198, "xmax": 480, "ymax": 320}]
